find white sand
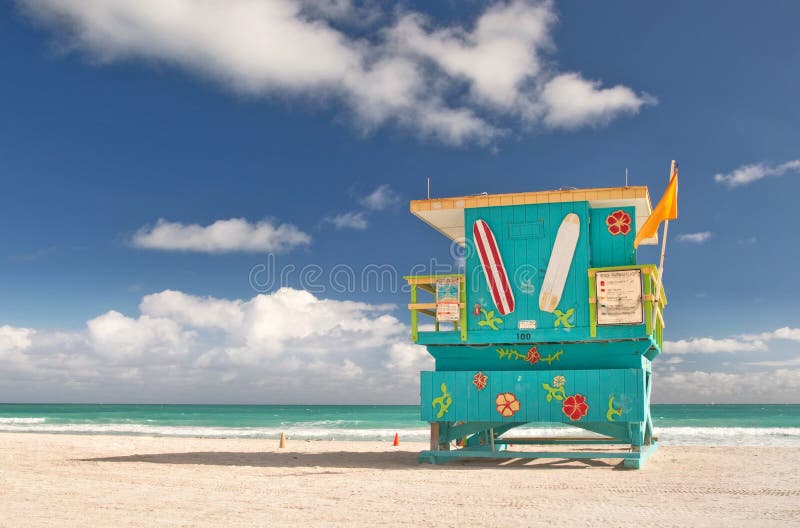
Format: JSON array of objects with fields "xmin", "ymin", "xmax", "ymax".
[{"xmin": 1, "ymin": 433, "xmax": 798, "ymax": 527}]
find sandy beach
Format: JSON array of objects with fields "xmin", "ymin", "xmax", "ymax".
[{"xmin": 0, "ymin": 433, "xmax": 797, "ymax": 527}]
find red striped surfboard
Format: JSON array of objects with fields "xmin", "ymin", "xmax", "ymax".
[{"xmin": 473, "ymin": 219, "xmax": 515, "ymax": 316}]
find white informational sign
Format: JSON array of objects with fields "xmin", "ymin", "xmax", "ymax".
[
  {"xmin": 595, "ymin": 269, "xmax": 643, "ymax": 325},
  {"xmin": 518, "ymin": 320, "xmax": 537, "ymax": 330},
  {"xmin": 435, "ymin": 278, "xmax": 461, "ymax": 322}
]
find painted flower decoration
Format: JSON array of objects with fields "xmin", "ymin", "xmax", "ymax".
[
  {"xmin": 495, "ymin": 393, "xmax": 521, "ymax": 417},
  {"xmin": 562, "ymin": 394, "xmax": 589, "ymax": 421},
  {"xmin": 473, "ymin": 303, "xmax": 482, "ymax": 316},
  {"xmin": 552, "ymin": 375, "xmax": 566, "ymax": 388},
  {"xmin": 606, "ymin": 210, "xmax": 632, "ymax": 236},
  {"xmin": 472, "ymin": 371, "xmax": 488, "ymax": 391},
  {"xmin": 526, "ymin": 346, "xmax": 540, "ymax": 365}
]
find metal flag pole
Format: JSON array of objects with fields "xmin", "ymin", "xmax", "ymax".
[{"xmin": 653, "ymin": 160, "xmax": 676, "ymax": 330}]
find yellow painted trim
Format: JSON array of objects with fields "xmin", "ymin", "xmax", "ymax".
[
  {"xmin": 411, "ymin": 186, "xmax": 652, "ymax": 213},
  {"xmin": 403, "ymin": 274, "xmax": 464, "ymax": 285},
  {"xmin": 408, "ymin": 302, "xmax": 466, "ymax": 310}
]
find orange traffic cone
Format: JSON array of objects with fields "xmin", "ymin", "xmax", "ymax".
[{"xmin": 392, "ymin": 433, "xmax": 399, "ymax": 446}]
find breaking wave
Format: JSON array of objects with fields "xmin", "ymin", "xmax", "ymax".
[{"xmin": 0, "ymin": 419, "xmax": 798, "ymax": 446}]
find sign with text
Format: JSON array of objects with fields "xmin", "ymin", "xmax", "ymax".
[
  {"xmin": 435, "ymin": 278, "xmax": 461, "ymax": 322},
  {"xmin": 596, "ymin": 269, "xmax": 643, "ymax": 325}
]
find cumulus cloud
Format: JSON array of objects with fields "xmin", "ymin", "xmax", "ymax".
[
  {"xmin": 359, "ymin": 184, "xmax": 400, "ymax": 211},
  {"xmin": 323, "ymin": 211, "xmax": 369, "ymax": 230},
  {"xmin": 17, "ymin": 0, "xmax": 652, "ymax": 145},
  {"xmin": 666, "ymin": 337, "xmax": 768, "ymax": 355},
  {"xmin": 540, "ymin": 73, "xmax": 652, "ymax": 129},
  {"xmin": 676, "ymin": 231, "xmax": 712, "ymax": 244},
  {"xmin": 131, "ymin": 218, "xmax": 311, "ymax": 254},
  {"xmin": 0, "ymin": 325, "xmax": 33, "ymax": 362},
  {"xmin": 87, "ymin": 310, "xmax": 194, "ymax": 363},
  {"xmin": 0, "ymin": 325, "xmax": 33, "ymax": 351},
  {"xmin": 740, "ymin": 326, "xmax": 800, "ymax": 343},
  {"xmin": 653, "ymin": 368, "xmax": 800, "ymax": 403},
  {"xmin": 5, "ymin": 308, "xmax": 800, "ymax": 403},
  {"xmin": 0, "ymin": 288, "xmax": 431, "ymax": 403},
  {"xmin": 324, "ymin": 184, "xmax": 400, "ymax": 230},
  {"xmin": 665, "ymin": 326, "xmax": 800, "ymax": 355},
  {"xmin": 747, "ymin": 357, "xmax": 800, "ymax": 368},
  {"xmin": 388, "ymin": 1, "xmax": 553, "ymax": 110},
  {"xmin": 714, "ymin": 160, "xmax": 800, "ymax": 188}
]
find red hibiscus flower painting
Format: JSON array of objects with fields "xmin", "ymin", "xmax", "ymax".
[
  {"xmin": 562, "ymin": 394, "xmax": 589, "ymax": 421},
  {"xmin": 606, "ymin": 210, "xmax": 632, "ymax": 236},
  {"xmin": 472, "ymin": 371, "xmax": 488, "ymax": 391},
  {"xmin": 526, "ymin": 346, "xmax": 540, "ymax": 365}
]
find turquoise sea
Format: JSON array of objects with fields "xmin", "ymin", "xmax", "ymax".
[{"xmin": 0, "ymin": 404, "xmax": 798, "ymax": 446}]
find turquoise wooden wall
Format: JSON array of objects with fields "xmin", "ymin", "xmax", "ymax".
[
  {"xmin": 428, "ymin": 340, "xmax": 651, "ymax": 371},
  {"xmin": 420, "ymin": 369, "xmax": 644, "ymax": 424},
  {"xmin": 465, "ymin": 202, "xmax": 591, "ymax": 337},
  {"xmin": 417, "ymin": 200, "xmax": 658, "ymax": 451},
  {"xmin": 589, "ymin": 206, "xmax": 637, "ymax": 268}
]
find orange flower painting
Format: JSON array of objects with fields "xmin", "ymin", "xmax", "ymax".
[
  {"xmin": 472, "ymin": 371, "xmax": 488, "ymax": 390},
  {"xmin": 495, "ymin": 393, "xmax": 521, "ymax": 417},
  {"xmin": 525, "ymin": 346, "xmax": 540, "ymax": 365}
]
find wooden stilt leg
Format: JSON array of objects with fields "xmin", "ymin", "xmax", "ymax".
[{"xmin": 430, "ymin": 422, "xmax": 439, "ymax": 451}]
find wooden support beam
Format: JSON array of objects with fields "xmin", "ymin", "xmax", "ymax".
[
  {"xmin": 494, "ymin": 438, "xmax": 631, "ymax": 446},
  {"xmin": 429, "ymin": 422, "xmax": 439, "ymax": 451},
  {"xmin": 408, "ymin": 302, "xmax": 465, "ymax": 311}
]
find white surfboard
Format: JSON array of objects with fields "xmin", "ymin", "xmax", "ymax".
[{"xmin": 539, "ymin": 213, "xmax": 580, "ymax": 313}]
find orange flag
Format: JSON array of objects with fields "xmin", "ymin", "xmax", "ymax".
[{"xmin": 634, "ymin": 166, "xmax": 678, "ymax": 248}]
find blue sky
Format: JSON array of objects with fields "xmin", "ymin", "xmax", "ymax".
[{"xmin": 1, "ymin": 1, "xmax": 799, "ymax": 403}]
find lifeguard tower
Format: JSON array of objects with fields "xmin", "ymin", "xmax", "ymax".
[{"xmin": 405, "ymin": 171, "xmax": 676, "ymax": 468}]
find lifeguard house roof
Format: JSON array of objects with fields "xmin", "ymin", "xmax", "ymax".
[{"xmin": 410, "ymin": 185, "xmax": 657, "ymax": 245}]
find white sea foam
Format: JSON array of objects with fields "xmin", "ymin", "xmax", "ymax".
[
  {"xmin": 0, "ymin": 422, "xmax": 431, "ymax": 441},
  {"xmin": 653, "ymin": 427, "xmax": 800, "ymax": 447},
  {"xmin": 0, "ymin": 421, "xmax": 798, "ymax": 446},
  {"xmin": 0, "ymin": 417, "xmax": 47, "ymax": 424}
]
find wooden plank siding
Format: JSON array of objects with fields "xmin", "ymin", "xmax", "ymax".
[
  {"xmin": 464, "ymin": 201, "xmax": 591, "ymax": 338},
  {"xmin": 589, "ymin": 206, "xmax": 637, "ymax": 268},
  {"xmin": 420, "ymin": 369, "xmax": 644, "ymax": 425}
]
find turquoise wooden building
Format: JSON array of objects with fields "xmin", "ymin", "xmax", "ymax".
[{"xmin": 405, "ymin": 185, "xmax": 668, "ymax": 468}]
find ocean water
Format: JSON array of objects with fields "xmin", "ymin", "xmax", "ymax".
[{"xmin": 0, "ymin": 404, "xmax": 798, "ymax": 446}]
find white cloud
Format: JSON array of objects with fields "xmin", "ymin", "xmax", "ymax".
[
  {"xmin": 5, "ymin": 308, "xmax": 800, "ymax": 403},
  {"xmin": 359, "ymin": 184, "xmax": 400, "ymax": 211},
  {"xmin": 540, "ymin": 73, "xmax": 653, "ymax": 129},
  {"xmin": 324, "ymin": 184, "xmax": 399, "ymax": 230},
  {"xmin": 714, "ymin": 160, "xmax": 800, "ymax": 188},
  {"xmin": 653, "ymin": 368, "xmax": 800, "ymax": 403},
  {"xmin": 665, "ymin": 326, "xmax": 800, "ymax": 355},
  {"xmin": 388, "ymin": 1, "xmax": 553, "ymax": 109},
  {"xmin": 0, "ymin": 288, "xmax": 431, "ymax": 403},
  {"xmin": 747, "ymin": 357, "xmax": 800, "ymax": 367},
  {"xmin": 18, "ymin": 0, "xmax": 652, "ymax": 145},
  {"xmin": 324, "ymin": 211, "xmax": 368, "ymax": 230},
  {"xmin": 677, "ymin": 231, "xmax": 712, "ymax": 244},
  {"xmin": 0, "ymin": 325, "xmax": 33, "ymax": 362},
  {"xmin": 741, "ymin": 326, "xmax": 800, "ymax": 343},
  {"xmin": 139, "ymin": 290, "xmax": 244, "ymax": 332},
  {"xmin": 0, "ymin": 325, "xmax": 33, "ymax": 352},
  {"xmin": 131, "ymin": 218, "xmax": 311, "ymax": 253},
  {"xmin": 87, "ymin": 310, "xmax": 194, "ymax": 363},
  {"xmin": 297, "ymin": 0, "xmax": 375, "ymax": 23},
  {"xmin": 666, "ymin": 336, "xmax": 768, "ymax": 355}
]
